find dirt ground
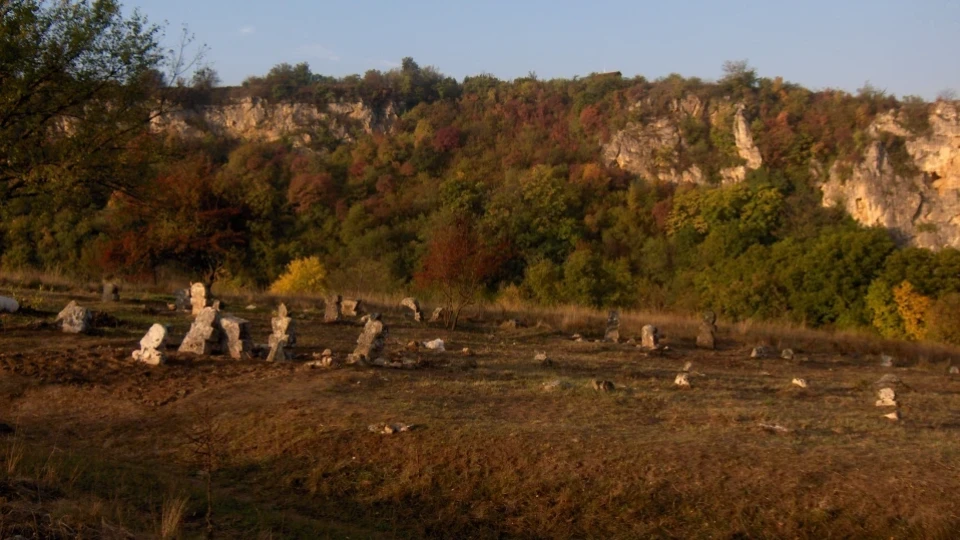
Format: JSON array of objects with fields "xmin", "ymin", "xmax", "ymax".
[{"xmin": 1, "ymin": 289, "xmax": 959, "ymax": 538}]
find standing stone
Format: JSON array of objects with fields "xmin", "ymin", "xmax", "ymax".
[
  {"xmin": 0, "ymin": 296, "xmax": 19, "ymax": 314},
  {"xmin": 102, "ymin": 282, "xmax": 120, "ymax": 302},
  {"xmin": 324, "ymin": 294, "xmax": 342, "ymax": 323},
  {"xmin": 696, "ymin": 319, "xmax": 716, "ymax": 350},
  {"xmin": 604, "ymin": 310, "xmax": 621, "ymax": 343},
  {"xmin": 132, "ymin": 324, "xmax": 167, "ymax": 365},
  {"xmin": 641, "ymin": 325, "xmax": 659, "ymax": 349},
  {"xmin": 429, "ymin": 307, "xmax": 446, "ymax": 324},
  {"xmin": 219, "ymin": 315, "xmax": 253, "ymax": 360},
  {"xmin": 401, "ymin": 297, "xmax": 423, "ymax": 322},
  {"xmin": 266, "ymin": 303, "xmax": 295, "ymax": 362},
  {"xmin": 189, "ymin": 283, "xmax": 210, "ymax": 316},
  {"xmin": 876, "ymin": 387, "xmax": 898, "ymax": 407},
  {"xmin": 178, "ymin": 307, "xmax": 222, "ymax": 355},
  {"xmin": 173, "ymin": 289, "xmax": 191, "ymax": 311},
  {"xmin": 674, "ymin": 373, "xmax": 691, "ymax": 388},
  {"xmin": 56, "ymin": 301, "xmax": 91, "ymax": 334},
  {"xmin": 349, "ymin": 314, "xmax": 387, "ymax": 364},
  {"xmin": 702, "ymin": 310, "xmax": 717, "ymax": 325},
  {"xmin": 341, "ymin": 299, "xmax": 363, "ymax": 318}
]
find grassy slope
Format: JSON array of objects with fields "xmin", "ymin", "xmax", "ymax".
[{"xmin": 0, "ymin": 288, "xmax": 959, "ymax": 538}]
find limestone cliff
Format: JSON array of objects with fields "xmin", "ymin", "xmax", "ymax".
[
  {"xmin": 601, "ymin": 95, "xmax": 762, "ymax": 185},
  {"xmin": 153, "ymin": 97, "xmax": 397, "ymax": 145},
  {"xmin": 820, "ymin": 103, "xmax": 960, "ymax": 249}
]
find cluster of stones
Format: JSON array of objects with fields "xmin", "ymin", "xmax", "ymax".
[
  {"xmin": 307, "ymin": 349, "xmax": 338, "ymax": 368},
  {"xmin": 875, "ymin": 374, "xmax": 902, "ymax": 421},
  {"xmin": 133, "ymin": 324, "xmax": 167, "ymax": 365},
  {"xmin": 267, "ymin": 303, "xmax": 295, "ymax": 362}
]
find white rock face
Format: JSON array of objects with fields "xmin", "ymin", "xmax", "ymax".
[
  {"xmin": 0, "ymin": 296, "xmax": 19, "ymax": 313},
  {"xmin": 820, "ymin": 102, "xmax": 960, "ymax": 249},
  {"xmin": 153, "ymin": 98, "xmax": 397, "ymax": 146}
]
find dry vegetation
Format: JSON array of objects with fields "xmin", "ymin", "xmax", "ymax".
[{"xmin": 1, "ymin": 283, "xmax": 960, "ymax": 538}]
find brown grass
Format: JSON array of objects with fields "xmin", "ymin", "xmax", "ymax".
[
  {"xmin": 1, "ymin": 285, "xmax": 960, "ymax": 537},
  {"xmin": 160, "ymin": 493, "xmax": 189, "ymax": 540}
]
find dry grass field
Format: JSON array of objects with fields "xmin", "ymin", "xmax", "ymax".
[{"xmin": 1, "ymin": 283, "xmax": 959, "ymax": 538}]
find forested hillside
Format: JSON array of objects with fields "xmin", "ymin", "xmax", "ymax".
[{"xmin": 3, "ymin": 57, "xmax": 959, "ymax": 342}]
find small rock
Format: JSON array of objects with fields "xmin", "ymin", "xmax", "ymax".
[
  {"xmin": 592, "ymin": 380, "xmax": 615, "ymax": 392},
  {"xmin": 674, "ymin": 373, "xmax": 690, "ymax": 388},
  {"xmin": 791, "ymin": 377, "xmax": 808, "ymax": 389},
  {"xmin": 682, "ymin": 361, "xmax": 693, "ymax": 372},
  {"xmin": 341, "ymin": 298, "xmax": 363, "ymax": 317},
  {"xmin": 132, "ymin": 324, "xmax": 168, "ymax": 366},
  {"xmin": 571, "ymin": 333, "xmax": 584, "ymax": 342},
  {"xmin": 0, "ymin": 296, "xmax": 18, "ymax": 314},
  {"xmin": 245, "ymin": 304, "xmax": 257, "ymax": 310},
  {"xmin": 429, "ymin": 307, "xmax": 446, "ymax": 324},
  {"xmin": 883, "ymin": 410, "xmax": 901, "ymax": 422},
  {"xmin": 876, "ymin": 387, "xmax": 898, "ymax": 407},
  {"xmin": 949, "ymin": 366, "xmax": 959, "ymax": 375},
  {"xmin": 750, "ymin": 346, "xmax": 774, "ymax": 359},
  {"xmin": 759, "ymin": 423, "xmax": 790, "ymax": 434},
  {"xmin": 102, "ymin": 281, "xmax": 120, "ymax": 302},
  {"xmin": 880, "ymin": 354, "xmax": 895, "ymax": 368},
  {"xmin": 781, "ymin": 349, "xmax": 795, "ymax": 360},
  {"xmin": 401, "ymin": 297, "xmax": 423, "ymax": 322},
  {"xmin": 56, "ymin": 301, "xmax": 92, "ymax": 334},
  {"xmin": 461, "ymin": 347, "xmax": 474, "ymax": 356},
  {"xmin": 500, "ymin": 319, "xmax": 521, "ymax": 330},
  {"xmin": 423, "ymin": 339, "xmax": 445, "ymax": 351}
]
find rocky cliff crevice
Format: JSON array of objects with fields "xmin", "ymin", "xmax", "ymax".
[
  {"xmin": 153, "ymin": 97, "xmax": 398, "ymax": 145},
  {"xmin": 820, "ymin": 103, "xmax": 960, "ymax": 249}
]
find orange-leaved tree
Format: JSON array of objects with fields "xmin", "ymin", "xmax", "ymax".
[{"xmin": 415, "ymin": 219, "xmax": 506, "ymax": 330}]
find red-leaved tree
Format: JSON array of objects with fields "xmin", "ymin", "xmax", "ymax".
[{"xmin": 415, "ymin": 220, "xmax": 505, "ymax": 330}]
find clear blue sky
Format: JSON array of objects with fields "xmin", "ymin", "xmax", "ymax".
[{"xmin": 128, "ymin": 0, "xmax": 959, "ymax": 99}]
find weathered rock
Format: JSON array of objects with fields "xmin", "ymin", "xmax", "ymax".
[
  {"xmin": 640, "ymin": 325, "xmax": 659, "ymax": 349},
  {"xmin": 266, "ymin": 304, "xmax": 295, "ymax": 362},
  {"xmin": 571, "ymin": 333, "xmax": 584, "ymax": 342},
  {"xmin": 880, "ymin": 354, "xmax": 895, "ymax": 368},
  {"xmin": 132, "ymin": 324, "xmax": 168, "ymax": 366},
  {"xmin": 702, "ymin": 310, "xmax": 717, "ymax": 325},
  {"xmin": 102, "ymin": 282, "xmax": 120, "ymax": 302},
  {"xmin": 500, "ymin": 319, "xmax": 521, "ymax": 330},
  {"xmin": 542, "ymin": 379, "xmax": 572, "ymax": 391},
  {"xmin": 401, "ymin": 297, "xmax": 423, "ymax": 322},
  {"xmin": 696, "ymin": 321, "xmax": 716, "ymax": 350},
  {"xmin": 820, "ymin": 102, "xmax": 960, "ymax": 250},
  {"xmin": 324, "ymin": 294, "xmax": 342, "ymax": 323},
  {"xmin": 350, "ymin": 315, "xmax": 387, "ymax": 364},
  {"xmin": 876, "ymin": 387, "xmax": 898, "ymax": 407},
  {"xmin": 674, "ymin": 373, "xmax": 691, "ymax": 388},
  {"xmin": 367, "ymin": 422, "xmax": 415, "ymax": 435},
  {"xmin": 791, "ymin": 377, "xmax": 808, "ymax": 389},
  {"xmin": 604, "ymin": 310, "xmax": 621, "ymax": 342},
  {"xmin": 0, "ymin": 296, "xmax": 19, "ymax": 313},
  {"xmin": 751, "ymin": 346, "xmax": 774, "ymax": 359},
  {"xmin": 592, "ymin": 380, "xmax": 615, "ymax": 392},
  {"xmin": 950, "ymin": 366, "xmax": 960, "ymax": 375},
  {"xmin": 189, "ymin": 283, "xmax": 210, "ymax": 316},
  {"xmin": 781, "ymin": 349, "xmax": 795, "ymax": 360},
  {"xmin": 423, "ymin": 338, "xmax": 445, "ymax": 351},
  {"xmin": 219, "ymin": 315, "xmax": 253, "ymax": 360},
  {"xmin": 461, "ymin": 347, "xmax": 474, "ymax": 357},
  {"xmin": 429, "ymin": 307, "xmax": 446, "ymax": 324},
  {"xmin": 341, "ymin": 298, "xmax": 363, "ymax": 317},
  {"xmin": 56, "ymin": 301, "xmax": 92, "ymax": 334},
  {"xmin": 307, "ymin": 349, "xmax": 339, "ymax": 368},
  {"xmin": 178, "ymin": 307, "xmax": 222, "ymax": 355},
  {"xmin": 682, "ymin": 361, "xmax": 693, "ymax": 372},
  {"xmin": 883, "ymin": 410, "xmax": 902, "ymax": 421}
]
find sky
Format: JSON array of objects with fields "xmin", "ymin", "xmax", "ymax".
[{"xmin": 127, "ymin": 0, "xmax": 960, "ymax": 99}]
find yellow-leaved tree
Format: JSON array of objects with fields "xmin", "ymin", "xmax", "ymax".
[
  {"xmin": 892, "ymin": 281, "xmax": 931, "ymax": 341},
  {"xmin": 269, "ymin": 257, "xmax": 328, "ymax": 295}
]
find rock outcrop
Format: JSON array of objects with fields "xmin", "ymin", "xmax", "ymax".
[
  {"xmin": 153, "ymin": 98, "xmax": 397, "ymax": 146},
  {"xmin": 820, "ymin": 102, "xmax": 960, "ymax": 249}
]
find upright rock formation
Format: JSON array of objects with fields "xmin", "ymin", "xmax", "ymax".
[
  {"xmin": 324, "ymin": 294, "xmax": 342, "ymax": 323},
  {"xmin": 604, "ymin": 310, "xmax": 621, "ymax": 342},
  {"xmin": 267, "ymin": 303, "xmax": 295, "ymax": 362},
  {"xmin": 349, "ymin": 314, "xmax": 387, "ymax": 364},
  {"xmin": 189, "ymin": 283, "xmax": 211, "ymax": 316},
  {"xmin": 641, "ymin": 325, "xmax": 659, "ymax": 349},
  {"xmin": 102, "ymin": 281, "xmax": 120, "ymax": 302},
  {"xmin": 697, "ymin": 311, "xmax": 717, "ymax": 350},
  {"xmin": 179, "ymin": 307, "xmax": 222, "ymax": 355},
  {"xmin": 401, "ymin": 297, "xmax": 423, "ymax": 322},
  {"xmin": 219, "ymin": 315, "xmax": 253, "ymax": 360}
]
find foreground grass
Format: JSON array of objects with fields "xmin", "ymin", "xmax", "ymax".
[{"xmin": 0, "ymin": 286, "xmax": 959, "ymax": 537}]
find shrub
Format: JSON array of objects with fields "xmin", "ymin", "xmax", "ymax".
[
  {"xmin": 268, "ymin": 257, "xmax": 328, "ymax": 295},
  {"xmin": 926, "ymin": 293, "xmax": 960, "ymax": 345},
  {"xmin": 892, "ymin": 281, "xmax": 931, "ymax": 340}
]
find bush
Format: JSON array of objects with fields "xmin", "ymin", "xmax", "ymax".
[
  {"xmin": 926, "ymin": 293, "xmax": 960, "ymax": 345},
  {"xmin": 892, "ymin": 281, "xmax": 931, "ymax": 341},
  {"xmin": 268, "ymin": 257, "xmax": 328, "ymax": 295}
]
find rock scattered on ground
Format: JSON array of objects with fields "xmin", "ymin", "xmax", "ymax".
[
  {"xmin": 56, "ymin": 301, "xmax": 91, "ymax": 334},
  {"xmin": 675, "ymin": 373, "xmax": 691, "ymax": 388},
  {"xmin": 791, "ymin": 377, "xmax": 808, "ymax": 389},
  {"xmin": 592, "ymin": 380, "xmax": 615, "ymax": 392},
  {"xmin": 401, "ymin": 297, "xmax": 423, "ymax": 322}
]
